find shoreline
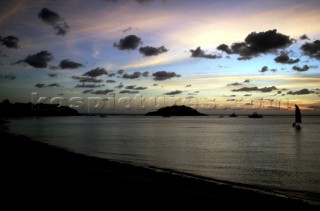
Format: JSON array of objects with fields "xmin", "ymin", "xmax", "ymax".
[{"xmin": 1, "ymin": 129, "xmax": 319, "ymax": 208}]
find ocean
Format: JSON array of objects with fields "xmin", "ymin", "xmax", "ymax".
[{"xmin": 8, "ymin": 115, "xmax": 320, "ymax": 201}]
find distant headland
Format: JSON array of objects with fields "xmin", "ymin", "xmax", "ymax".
[
  {"xmin": 0, "ymin": 99, "xmax": 79, "ymax": 117},
  {"xmin": 145, "ymin": 105, "xmax": 207, "ymax": 116}
]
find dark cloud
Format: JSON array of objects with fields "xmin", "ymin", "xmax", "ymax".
[
  {"xmin": 83, "ymin": 67, "xmax": 108, "ymax": 77},
  {"xmin": 21, "ymin": 50, "xmax": 53, "ymax": 68},
  {"xmin": 142, "ymin": 71, "xmax": 149, "ymax": 77},
  {"xmin": 106, "ymin": 80, "xmax": 116, "ymax": 83},
  {"xmin": 114, "ymin": 83, "xmax": 124, "ymax": 89},
  {"xmin": 122, "ymin": 71, "xmax": 141, "ymax": 79},
  {"xmin": 186, "ymin": 84, "xmax": 191, "ymax": 87},
  {"xmin": 217, "ymin": 29, "xmax": 293, "ymax": 59},
  {"xmin": 152, "ymin": 71, "xmax": 180, "ymax": 81},
  {"xmin": 108, "ymin": 73, "xmax": 116, "ymax": 77},
  {"xmin": 139, "ymin": 46, "xmax": 168, "ymax": 56},
  {"xmin": 0, "ymin": 36, "xmax": 19, "ymax": 49},
  {"xmin": 164, "ymin": 90, "xmax": 182, "ymax": 95},
  {"xmin": 117, "ymin": 69, "xmax": 125, "ymax": 75},
  {"xmin": 35, "ymin": 83, "xmax": 46, "ymax": 88},
  {"xmin": 59, "ymin": 59, "xmax": 83, "ymax": 69},
  {"xmin": 232, "ymin": 86, "xmax": 277, "ymax": 92},
  {"xmin": 122, "ymin": 26, "xmax": 132, "ymax": 33},
  {"xmin": 232, "ymin": 87, "xmax": 259, "ymax": 92},
  {"xmin": 190, "ymin": 47, "xmax": 221, "ymax": 59},
  {"xmin": 91, "ymin": 89, "xmax": 114, "ymax": 95},
  {"xmin": 113, "ymin": 35, "xmax": 142, "ymax": 50},
  {"xmin": 301, "ymin": 40, "xmax": 320, "ymax": 60},
  {"xmin": 292, "ymin": 65, "xmax": 309, "ymax": 72},
  {"xmin": 72, "ymin": 76, "xmax": 103, "ymax": 83},
  {"xmin": 38, "ymin": 8, "xmax": 70, "ymax": 35},
  {"xmin": 48, "ymin": 73, "xmax": 58, "ymax": 78},
  {"xmin": 82, "ymin": 89, "xmax": 94, "ymax": 94},
  {"xmin": 34, "ymin": 83, "xmax": 59, "ymax": 88},
  {"xmin": 299, "ymin": 34, "xmax": 309, "ymax": 40},
  {"xmin": 274, "ymin": 52, "xmax": 300, "ymax": 64},
  {"xmin": 217, "ymin": 44, "xmax": 232, "ymax": 54},
  {"xmin": 259, "ymin": 86, "xmax": 278, "ymax": 93},
  {"xmin": 227, "ymin": 82, "xmax": 242, "ymax": 86},
  {"xmin": 153, "ymin": 84, "xmax": 158, "ymax": 86},
  {"xmin": 259, "ymin": 66, "xmax": 268, "ymax": 72},
  {"xmin": 244, "ymin": 94, "xmax": 252, "ymax": 96},
  {"xmin": 119, "ymin": 90, "xmax": 139, "ymax": 94},
  {"xmin": 125, "ymin": 85, "xmax": 136, "ymax": 89},
  {"xmin": 134, "ymin": 86, "xmax": 147, "ymax": 90},
  {"xmin": 243, "ymin": 79, "xmax": 250, "ymax": 83},
  {"xmin": 75, "ymin": 83, "xmax": 105, "ymax": 88},
  {"xmin": 287, "ymin": 89, "xmax": 314, "ymax": 95}
]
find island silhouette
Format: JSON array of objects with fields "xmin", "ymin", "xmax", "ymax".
[
  {"xmin": 0, "ymin": 99, "xmax": 79, "ymax": 117},
  {"xmin": 145, "ymin": 105, "xmax": 207, "ymax": 116}
]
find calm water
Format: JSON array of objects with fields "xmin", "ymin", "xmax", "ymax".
[{"xmin": 8, "ymin": 116, "xmax": 320, "ymax": 200}]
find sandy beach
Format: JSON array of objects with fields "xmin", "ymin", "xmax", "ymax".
[{"xmin": 1, "ymin": 130, "xmax": 319, "ymax": 209}]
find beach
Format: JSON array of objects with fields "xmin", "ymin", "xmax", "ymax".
[{"xmin": 1, "ymin": 129, "xmax": 319, "ymax": 209}]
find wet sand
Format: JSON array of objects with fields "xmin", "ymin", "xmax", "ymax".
[{"xmin": 1, "ymin": 130, "xmax": 319, "ymax": 209}]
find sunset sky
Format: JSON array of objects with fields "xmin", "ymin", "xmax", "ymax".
[{"xmin": 0, "ymin": 0, "xmax": 319, "ymax": 114}]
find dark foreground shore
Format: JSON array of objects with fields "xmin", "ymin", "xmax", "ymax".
[{"xmin": 1, "ymin": 130, "xmax": 319, "ymax": 209}]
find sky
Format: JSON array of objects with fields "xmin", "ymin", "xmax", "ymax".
[{"xmin": 0, "ymin": 0, "xmax": 320, "ymax": 114}]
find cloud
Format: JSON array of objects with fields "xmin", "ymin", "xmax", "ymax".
[
  {"xmin": 259, "ymin": 66, "xmax": 268, "ymax": 72},
  {"xmin": 34, "ymin": 83, "xmax": 59, "ymax": 88},
  {"xmin": 152, "ymin": 71, "xmax": 180, "ymax": 81},
  {"xmin": 259, "ymin": 86, "xmax": 278, "ymax": 93},
  {"xmin": 232, "ymin": 86, "xmax": 277, "ymax": 92},
  {"xmin": 292, "ymin": 65, "xmax": 309, "ymax": 72},
  {"xmin": 164, "ymin": 90, "xmax": 182, "ymax": 95},
  {"xmin": 114, "ymin": 83, "xmax": 124, "ymax": 89},
  {"xmin": 122, "ymin": 26, "xmax": 132, "ymax": 33},
  {"xmin": 243, "ymin": 79, "xmax": 250, "ymax": 83},
  {"xmin": 75, "ymin": 83, "xmax": 105, "ymax": 88},
  {"xmin": 83, "ymin": 67, "xmax": 108, "ymax": 77},
  {"xmin": 227, "ymin": 82, "xmax": 242, "ymax": 86},
  {"xmin": 119, "ymin": 90, "xmax": 139, "ymax": 94},
  {"xmin": 82, "ymin": 89, "xmax": 94, "ymax": 94},
  {"xmin": 113, "ymin": 35, "xmax": 142, "ymax": 50},
  {"xmin": 134, "ymin": 86, "xmax": 147, "ymax": 90},
  {"xmin": 117, "ymin": 69, "xmax": 125, "ymax": 75},
  {"xmin": 299, "ymin": 34, "xmax": 309, "ymax": 40},
  {"xmin": 186, "ymin": 84, "xmax": 191, "ymax": 87},
  {"xmin": 244, "ymin": 94, "xmax": 252, "ymax": 96},
  {"xmin": 59, "ymin": 59, "xmax": 83, "ymax": 69},
  {"xmin": 106, "ymin": 80, "xmax": 116, "ymax": 83},
  {"xmin": 91, "ymin": 89, "xmax": 114, "ymax": 95},
  {"xmin": 274, "ymin": 52, "xmax": 300, "ymax": 64},
  {"xmin": 142, "ymin": 71, "xmax": 149, "ymax": 77},
  {"xmin": 232, "ymin": 87, "xmax": 259, "ymax": 92},
  {"xmin": 139, "ymin": 46, "xmax": 168, "ymax": 56},
  {"xmin": 48, "ymin": 73, "xmax": 58, "ymax": 78},
  {"xmin": 122, "ymin": 71, "xmax": 141, "ymax": 79},
  {"xmin": 38, "ymin": 8, "xmax": 70, "ymax": 35},
  {"xmin": 20, "ymin": 50, "xmax": 53, "ymax": 68},
  {"xmin": 300, "ymin": 40, "xmax": 320, "ymax": 60},
  {"xmin": 108, "ymin": 73, "xmax": 116, "ymax": 77},
  {"xmin": 125, "ymin": 85, "xmax": 136, "ymax": 89},
  {"xmin": 72, "ymin": 76, "xmax": 103, "ymax": 83},
  {"xmin": 190, "ymin": 47, "xmax": 221, "ymax": 59},
  {"xmin": 287, "ymin": 89, "xmax": 315, "ymax": 95},
  {"xmin": 0, "ymin": 35, "xmax": 19, "ymax": 49},
  {"xmin": 217, "ymin": 29, "xmax": 293, "ymax": 59}
]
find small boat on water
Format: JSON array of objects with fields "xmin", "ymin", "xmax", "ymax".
[
  {"xmin": 248, "ymin": 112, "xmax": 263, "ymax": 118},
  {"xmin": 100, "ymin": 114, "xmax": 107, "ymax": 118},
  {"xmin": 292, "ymin": 104, "xmax": 301, "ymax": 130}
]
